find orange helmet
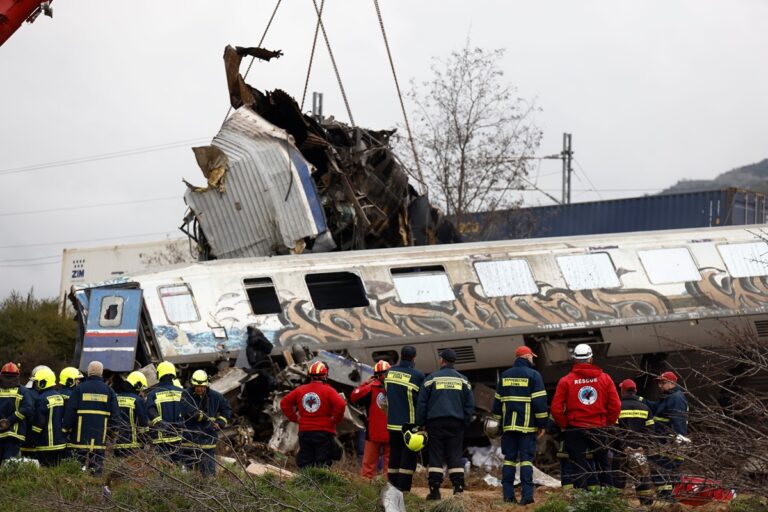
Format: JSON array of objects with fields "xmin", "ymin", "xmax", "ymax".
[
  {"xmin": 1, "ymin": 362, "xmax": 20, "ymax": 375},
  {"xmin": 308, "ymin": 361, "xmax": 328, "ymax": 377},
  {"xmin": 374, "ymin": 360, "xmax": 391, "ymax": 374}
]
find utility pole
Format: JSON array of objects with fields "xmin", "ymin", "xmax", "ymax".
[{"xmin": 561, "ymin": 133, "xmax": 573, "ymax": 204}]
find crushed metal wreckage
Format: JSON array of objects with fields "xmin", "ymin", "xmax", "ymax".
[{"xmin": 180, "ymin": 45, "xmax": 460, "ymax": 260}]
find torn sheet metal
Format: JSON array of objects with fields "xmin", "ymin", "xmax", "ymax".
[{"xmin": 184, "ymin": 107, "xmax": 328, "ymax": 258}]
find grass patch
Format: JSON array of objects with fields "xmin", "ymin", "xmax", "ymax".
[{"xmin": 730, "ymin": 496, "xmax": 768, "ymax": 512}]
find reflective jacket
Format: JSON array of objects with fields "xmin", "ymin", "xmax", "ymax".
[
  {"xmin": 384, "ymin": 360, "xmax": 424, "ymax": 431},
  {"xmin": 350, "ymin": 377, "xmax": 388, "ymax": 443},
  {"xmin": 551, "ymin": 363, "xmax": 621, "ymax": 429},
  {"xmin": 0, "ymin": 384, "xmax": 34, "ymax": 442},
  {"xmin": 280, "ymin": 380, "xmax": 346, "ymax": 434},
  {"xmin": 29, "ymin": 388, "xmax": 66, "ymax": 451},
  {"xmin": 415, "ymin": 365, "xmax": 474, "ymax": 426},
  {"xmin": 651, "ymin": 385, "xmax": 688, "ymax": 437},
  {"xmin": 616, "ymin": 394, "xmax": 654, "ymax": 449},
  {"xmin": 63, "ymin": 376, "xmax": 120, "ymax": 451},
  {"xmin": 21, "ymin": 388, "xmax": 39, "ymax": 452},
  {"xmin": 182, "ymin": 387, "xmax": 232, "ymax": 449},
  {"xmin": 146, "ymin": 377, "xmax": 185, "ymax": 444},
  {"xmin": 492, "ymin": 358, "xmax": 548, "ymax": 433},
  {"xmin": 115, "ymin": 392, "xmax": 149, "ymax": 450},
  {"xmin": 58, "ymin": 386, "xmax": 75, "ymax": 407}
]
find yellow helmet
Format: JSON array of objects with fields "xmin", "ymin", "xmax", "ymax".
[
  {"xmin": 34, "ymin": 367, "xmax": 57, "ymax": 391},
  {"xmin": 157, "ymin": 361, "xmax": 176, "ymax": 379},
  {"xmin": 190, "ymin": 369, "xmax": 209, "ymax": 386},
  {"xmin": 126, "ymin": 371, "xmax": 148, "ymax": 391},
  {"xmin": 404, "ymin": 429, "xmax": 428, "ymax": 452},
  {"xmin": 59, "ymin": 367, "xmax": 84, "ymax": 387}
]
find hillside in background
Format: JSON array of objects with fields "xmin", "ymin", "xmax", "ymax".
[{"xmin": 661, "ymin": 158, "xmax": 768, "ymax": 194}]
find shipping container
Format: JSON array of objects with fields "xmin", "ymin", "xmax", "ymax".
[
  {"xmin": 459, "ymin": 188, "xmax": 767, "ymax": 241},
  {"xmin": 59, "ymin": 238, "xmax": 195, "ymax": 310}
]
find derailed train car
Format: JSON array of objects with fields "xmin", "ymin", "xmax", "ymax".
[{"xmin": 69, "ymin": 224, "xmax": 768, "ymax": 394}]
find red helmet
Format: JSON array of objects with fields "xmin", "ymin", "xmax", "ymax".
[
  {"xmin": 374, "ymin": 360, "xmax": 391, "ymax": 374},
  {"xmin": 1, "ymin": 362, "xmax": 20, "ymax": 375},
  {"xmin": 309, "ymin": 361, "xmax": 328, "ymax": 377}
]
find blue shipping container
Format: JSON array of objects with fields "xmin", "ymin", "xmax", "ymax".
[{"xmin": 458, "ymin": 188, "xmax": 767, "ymax": 241}]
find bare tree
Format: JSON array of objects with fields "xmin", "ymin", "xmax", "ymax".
[{"xmin": 402, "ymin": 40, "xmax": 543, "ymax": 233}]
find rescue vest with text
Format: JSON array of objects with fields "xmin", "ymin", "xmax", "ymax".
[
  {"xmin": 384, "ymin": 360, "xmax": 424, "ymax": 431},
  {"xmin": 551, "ymin": 363, "xmax": 621, "ymax": 429},
  {"xmin": 280, "ymin": 380, "xmax": 346, "ymax": 434},
  {"xmin": 62, "ymin": 376, "xmax": 120, "ymax": 451},
  {"xmin": 492, "ymin": 358, "xmax": 548, "ymax": 434},
  {"xmin": 415, "ymin": 365, "xmax": 474, "ymax": 426},
  {"xmin": 146, "ymin": 377, "xmax": 185, "ymax": 444},
  {"xmin": 29, "ymin": 388, "xmax": 66, "ymax": 451}
]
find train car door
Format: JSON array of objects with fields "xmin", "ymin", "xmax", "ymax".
[{"xmin": 79, "ymin": 288, "xmax": 142, "ymax": 372}]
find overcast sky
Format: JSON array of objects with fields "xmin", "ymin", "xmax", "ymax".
[{"xmin": 1, "ymin": 0, "xmax": 767, "ymax": 300}]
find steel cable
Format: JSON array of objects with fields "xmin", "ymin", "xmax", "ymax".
[{"xmin": 300, "ymin": 0, "xmax": 325, "ymax": 111}]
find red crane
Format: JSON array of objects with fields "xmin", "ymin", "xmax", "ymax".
[{"xmin": 0, "ymin": 0, "xmax": 52, "ymax": 47}]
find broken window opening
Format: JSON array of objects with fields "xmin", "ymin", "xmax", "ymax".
[
  {"xmin": 391, "ymin": 265, "xmax": 455, "ymax": 304},
  {"xmin": 244, "ymin": 277, "xmax": 282, "ymax": 315},
  {"xmin": 305, "ymin": 272, "xmax": 369, "ymax": 310},
  {"xmin": 158, "ymin": 284, "xmax": 200, "ymax": 324},
  {"xmin": 98, "ymin": 296, "xmax": 124, "ymax": 328}
]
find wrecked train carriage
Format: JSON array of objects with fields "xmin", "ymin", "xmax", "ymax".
[{"xmin": 70, "ymin": 224, "xmax": 768, "ymax": 394}]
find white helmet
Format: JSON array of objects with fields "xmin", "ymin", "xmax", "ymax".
[{"xmin": 573, "ymin": 344, "xmax": 593, "ymax": 361}]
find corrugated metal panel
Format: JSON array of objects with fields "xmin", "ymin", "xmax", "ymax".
[
  {"xmin": 184, "ymin": 108, "xmax": 326, "ymax": 259},
  {"xmin": 460, "ymin": 188, "xmax": 767, "ymax": 241}
]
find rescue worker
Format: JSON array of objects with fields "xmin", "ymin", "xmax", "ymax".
[
  {"xmin": 28, "ymin": 367, "xmax": 66, "ymax": 467},
  {"xmin": 612, "ymin": 379, "xmax": 654, "ymax": 505},
  {"xmin": 146, "ymin": 361, "xmax": 185, "ymax": 464},
  {"xmin": 415, "ymin": 348, "xmax": 475, "ymax": 500},
  {"xmin": 384, "ymin": 345, "xmax": 425, "ymax": 492},
  {"xmin": 350, "ymin": 360, "xmax": 391, "ymax": 479},
  {"xmin": 58, "ymin": 367, "xmax": 83, "ymax": 406},
  {"xmin": 63, "ymin": 360, "xmax": 120, "ymax": 475},
  {"xmin": 280, "ymin": 361, "xmax": 346, "ymax": 469},
  {"xmin": 182, "ymin": 370, "xmax": 232, "ymax": 477},
  {"xmin": 545, "ymin": 414, "xmax": 574, "ymax": 490},
  {"xmin": 648, "ymin": 371, "xmax": 689, "ymax": 501},
  {"xmin": 245, "ymin": 326, "xmax": 276, "ymax": 411},
  {"xmin": 0, "ymin": 362, "xmax": 34, "ymax": 463},
  {"xmin": 492, "ymin": 346, "xmax": 548, "ymax": 505},
  {"xmin": 21, "ymin": 364, "xmax": 51, "ymax": 457},
  {"xmin": 114, "ymin": 371, "xmax": 149, "ymax": 457},
  {"xmin": 550, "ymin": 343, "xmax": 621, "ymax": 490}
]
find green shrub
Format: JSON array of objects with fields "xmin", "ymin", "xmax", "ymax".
[
  {"xmin": 568, "ymin": 488, "xmax": 631, "ymax": 512},
  {"xmin": 534, "ymin": 496, "xmax": 570, "ymax": 512},
  {"xmin": 730, "ymin": 496, "xmax": 768, "ymax": 512}
]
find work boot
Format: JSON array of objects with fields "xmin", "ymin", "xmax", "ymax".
[
  {"xmin": 453, "ymin": 482, "xmax": 464, "ymax": 495},
  {"xmin": 427, "ymin": 485, "xmax": 441, "ymax": 501},
  {"xmin": 520, "ymin": 498, "xmax": 535, "ymax": 505}
]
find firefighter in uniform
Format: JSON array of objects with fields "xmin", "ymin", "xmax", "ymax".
[
  {"xmin": 57, "ymin": 367, "xmax": 83, "ymax": 406},
  {"xmin": 416, "ymin": 348, "xmax": 475, "ymax": 500},
  {"xmin": 612, "ymin": 379, "xmax": 654, "ymax": 505},
  {"xmin": 146, "ymin": 361, "xmax": 185, "ymax": 464},
  {"xmin": 0, "ymin": 362, "xmax": 34, "ymax": 463},
  {"xmin": 550, "ymin": 344, "xmax": 621, "ymax": 489},
  {"xmin": 63, "ymin": 361, "xmax": 120, "ymax": 475},
  {"xmin": 648, "ymin": 371, "xmax": 689, "ymax": 501},
  {"xmin": 28, "ymin": 367, "xmax": 66, "ymax": 467},
  {"xmin": 384, "ymin": 345, "xmax": 425, "ymax": 492},
  {"xmin": 546, "ymin": 414, "xmax": 575, "ymax": 490},
  {"xmin": 350, "ymin": 360, "xmax": 391, "ymax": 479},
  {"xmin": 182, "ymin": 370, "xmax": 232, "ymax": 476},
  {"xmin": 492, "ymin": 346, "xmax": 548, "ymax": 505},
  {"xmin": 21, "ymin": 365, "xmax": 51, "ymax": 458},
  {"xmin": 280, "ymin": 361, "xmax": 346, "ymax": 469},
  {"xmin": 114, "ymin": 371, "xmax": 149, "ymax": 457}
]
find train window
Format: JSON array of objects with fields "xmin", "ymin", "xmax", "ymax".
[
  {"xmin": 718, "ymin": 242, "xmax": 768, "ymax": 277},
  {"xmin": 556, "ymin": 253, "xmax": 620, "ymax": 290},
  {"xmin": 243, "ymin": 277, "xmax": 282, "ymax": 315},
  {"xmin": 638, "ymin": 248, "xmax": 701, "ymax": 284},
  {"xmin": 306, "ymin": 272, "xmax": 369, "ymax": 310},
  {"xmin": 158, "ymin": 284, "xmax": 200, "ymax": 324},
  {"xmin": 98, "ymin": 296, "xmax": 124, "ymax": 328},
  {"xmin": 391, "ymin": 265, "xmax": 455, "ymax": 304},
  {"xmin": 474, "ymin": 259, "xmax": 538, "ymax": 297}
]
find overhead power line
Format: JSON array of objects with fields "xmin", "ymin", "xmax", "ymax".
[
  {"xmin": 0, "ymin": 195, "xmax": 179, "ymax": 218},
  {"xmin": 0, "ymin": 260, "xmax": 61, "ymax": 268},
  {"xmin": 0, "ymin": 231, "xmax": 177, "ymax": 250}
]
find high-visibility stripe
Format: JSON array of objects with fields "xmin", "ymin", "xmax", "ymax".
[
  {"xmin": 81, "ymin": 393, "xmax": 109, "ymax": 403},
  {"xmin": 535, "ymin": 412, "xmax": 549, "ymax": 419},
  {"xmin": 399, "ymin": 469, "xmax": 414, "ymax": 475},
  {"xmin": 499, "ymin": 396, "xmax": 531, "ymax": 402},
  {"xmin": 620, "ymin": 410, "xmax": 649, "ymax": 419},
  {"xmin": 69, "ymin": 443, "xmax": 107, "ymax": 450},
  {"xmin": 77, "ymin": 410, "xmax": 110, "ymax": 416},
  {"xmin": 531, "ymin": 390, "xmax": 547, "ymax": 399},
  {"xmin": 654, "ymin": 416, "xmax": 670, "ymax": 423},
  {"xmin": 427, "ymin": 467, "xmax": 444, "ymax": 474},
  {"xmin": 33, "ymin": 444, "xmax": 66, "ymax": 452},
  {"xmin": 503, "ymin": 460, "xmax": 516, "ymax": 466},
  {"xmin": 31, "ymin": 426, "xmax": 43, "ymax": 434},
  {"xmin": 645, "ymin": 419, "xmax": 655, "ymax": 426},
  {"xmin": 520, "ymin": 461, "xmax": 533, "ymax": 467},
  {"xmin": 448, "ymin": 468, "xmax": 464, "ymax": 474}
]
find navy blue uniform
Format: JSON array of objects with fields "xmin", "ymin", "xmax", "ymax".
[
  {"xmin": 114, "ymin": 392, "xmax": 149, "ymax": 456},
  {"xmin": 492, "ymin": 358, "xmax": 548, "ymax": 503},
  {"xmin": 182, "ymin": 387, "xmax": 232, "ymax": 476},
  {"xmin": 146, "ymin": 377, "xmax": 185, "ymax": 463},
  {"xmin": 612, "ymin": 394, "xmax": 654, "ymax": 504},
  {"xmin": 416, "ymin": 365, "xmax": 475, "ymax": 491},
  {"xmin": 63, "ymin": 376, "xmax": 120, "ymax": 475},
  {"xmin": 384, "ymin": 360, "xmax": 424, "ymax": 491},
  {"xmin": 29, "ymin": 388, "xmax": 67, "ymax": 466},
  {"xmin": 20, "ymin": 388, "xmax": 39, "ymax": 456},
  {"xmin": 648, "ymin": 385, "xmax": 689, "ymax": 499},
  {"xmin": 0, "ymin": 384, "xmax": 34, "ymax": 462}
]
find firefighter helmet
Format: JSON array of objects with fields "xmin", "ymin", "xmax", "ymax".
[
  {"xmin": 34, "ymin": 367, "xmax": 57, "ymax": 391},
  {"xmin": 190, "ymin": 369, "xmax": 209, "ymax": 386},
  {"xmin": 308, "ymin": 361, "xmax": 328, "ymax": 377},
  {"xmin": 59, "ymin": 367, "xmax": 84, "ymax": 387},
  {"xmin": 157, "ymin": 361, "xmax": 177, "ymax": 379},
  {"xmin": 373, "ymin": 360, "xmax": 391, "ymax": 374},
  {"xmin": 404, "ymin": 429, "xmax": 428, "ymax": 452},
  {"xmin": 0, "ymin": 362, "xmax": 20, "ymax": 375},
  {"xmin": 126, "ymin": 371, "xmax": 148, "ymax": 391}
]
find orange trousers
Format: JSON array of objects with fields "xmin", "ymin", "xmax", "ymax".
[{"xmin": 361, "ymin": 440, "xmax": 390, "ymax": 479}]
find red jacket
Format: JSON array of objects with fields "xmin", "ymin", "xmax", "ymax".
[
  {"xmin": 350, "ymin": 377, "xmax": 388, "ymax": 443},
  {"xmin": 551, "ymin": 363, "xmax": 621, "ymax": 429},
  {"xmin": 280, "ymin": 380, "xmax": 346, "ymax": 434}
]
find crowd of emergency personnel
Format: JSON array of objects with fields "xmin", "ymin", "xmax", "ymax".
[
  {"xmin": 0, "ymin": 338, "xmax": 689, "ymax": 505},
  {"xmin": 0, "ymin": 359, "xmax": 230, "ymax": 477},
  {"xmin": 281, "ymin": 343, "xmax": 689, "ymax": 506}
]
